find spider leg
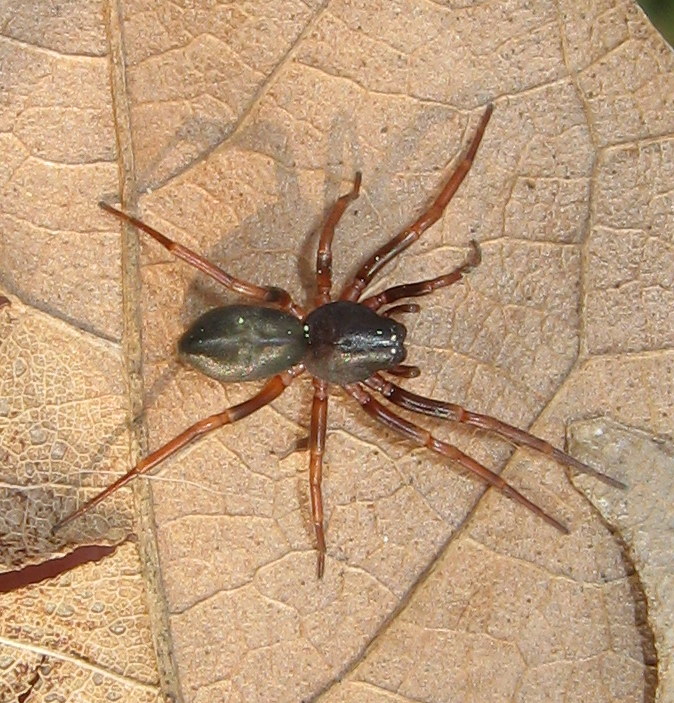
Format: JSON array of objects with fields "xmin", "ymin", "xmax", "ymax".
[
  {"xmin": 52, "ymin": 366, "xmax": 303, "ymax": 533},
  {"xmin": 309, "ymin": 379, "xmax": 329, "ymax": 578},
  {"xmin": 340, "ymin": 104, "xmax": 493, "ymax": 302},
  {"xmin": 309, "ymin": 173, "xmax": 362, "ymax": 576},
  {"xmin": 346, "ymin": 383, "xmax": 569, "ymax": 533},
  {"xmin": 365, "ymin": 374, "xmax": 625, "ymax": 489},
  {"xmin": 316, "ymin": 173, "xmax": 362, "ymax": 306},
  {"xmin": 99, "ymin": 203, "xmax": 304, "ymax": 318},
  {"xmin": 361, "ymin": 240, "xmax": 481, "ymax": 311}
]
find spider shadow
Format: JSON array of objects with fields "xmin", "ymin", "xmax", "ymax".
[
  {"xmin": 178, "ymin": 105, "xmax": 465, "ymax": 320},
  {"xmin": 135, "ymin": 116, "xmax": 236, "ymax": 195},
  {"xmin": 47, "ymin": 360, "xmax": 183, "ymax": 548}
]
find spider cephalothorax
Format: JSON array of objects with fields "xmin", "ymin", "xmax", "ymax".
[
  {"xmin": 303, "ymin": 301, "xmax": 407, "ymax": 384},
  {"xmin": 54, "ymin": 104, "xmax": 623, "ymax": 578}
]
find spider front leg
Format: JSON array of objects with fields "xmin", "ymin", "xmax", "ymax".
[
  {"xmin": 99, "ymin": 203, "xmax": 304, "ymax": 318},
  {"xmin": 365, "ymin": 374, "xmax": 625, "ymax": 489},
  {"xmin": 341, "ymin": 104, "xmax": 493, "ymax": 302},
  {"xmin": 346, "ymin": 383, "xmax": 569, "ymax": 533},
  {"xmin": 53, "ymin": 367, "xmax": 303, "ymax": 532}
]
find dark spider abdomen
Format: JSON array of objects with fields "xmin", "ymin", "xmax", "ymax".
[
  {"xmin": 179, "ymin": 305, "xmax": 306, "ymax": 382},
  {"xmin": 303, "ymin": 301, "xmax": 406, "ymax": 384}
]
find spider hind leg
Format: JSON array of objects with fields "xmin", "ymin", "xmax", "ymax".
[
  {"xmin": 365, "ymin": 374, "xmax": 625, "ymax": 490},
  {"xmin": 347, "ymin": 382, "xmax": 570, "ymax": 533}
]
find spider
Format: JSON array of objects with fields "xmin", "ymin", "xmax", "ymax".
[{"xmin": 53, "ymin": 104, "xmax": 623, "ymax": 578}]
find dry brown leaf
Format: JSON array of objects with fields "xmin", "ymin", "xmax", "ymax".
[
  {"xmin": 569, "ymin": 418, "xmax": 674, "ymax": 703},
  {"xmin": 1, "ymin": 1, "xmax": 673, "ymax": 702}
]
